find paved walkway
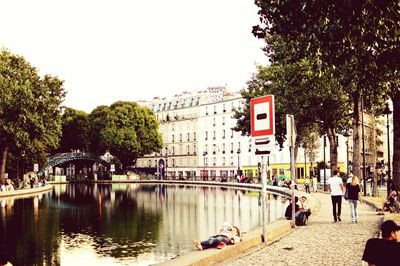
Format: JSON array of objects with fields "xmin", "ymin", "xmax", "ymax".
[{"xmin": 220, "ymin": 192, "xmax": 383, "ymax": 266}]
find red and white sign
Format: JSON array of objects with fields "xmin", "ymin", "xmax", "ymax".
[
  {"xmin": 250, "ymin": 95, "xmax": 275, "ymax": 137},
  {"xmin": 110, "ymin": 164, "xmax": 115, "ymax": 172}
]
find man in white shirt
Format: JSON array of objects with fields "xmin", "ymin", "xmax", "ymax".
[{"xmin": 327, "ymin": 169, "xmax": 344, "ymax": 222}]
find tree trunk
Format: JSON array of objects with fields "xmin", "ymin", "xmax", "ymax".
[
  {"xmin": 0, "ymin": 143, "xmax": 9, "ymax": 184},
  {"xmin": 327, "ymin": 127, "xmax": 338, "ymax": 174},
  {"xmin": 392, "ymin": 92, "xmax": 400, "ymax": 189},
  {"xmin": 352, "ymin": 93, "xmax": 362, "ymax": 179}
]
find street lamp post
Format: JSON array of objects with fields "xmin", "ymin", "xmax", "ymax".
[
  {"xmin": 237, "ymin": 148, "xmax": 241, "ymax": 178},
  {"xmin": 383, "ymin": 103, "xmax": 392, "ymax": 197},
  {"xmin": 203, "ymin": 151, "xmax": 207, "ymax": 181},
  {"xmin": 164, "ymin": 147, "xmax": 168, "ymax": 180},
  {"xmin": 323, "ymin": 136, "xmax": 327, "ymax": 191},
  {"xmin": 343, "ymin": 129, "xmax": 351, "ymax": 177}
]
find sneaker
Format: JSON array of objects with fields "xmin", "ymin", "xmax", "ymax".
[
  {"xmin": 338, "ymin": 216, "xmax": 342, "ymax": 222},
  {"xmin": 217, "ymin": 242, "xmax": 226, "ymax": 249}
]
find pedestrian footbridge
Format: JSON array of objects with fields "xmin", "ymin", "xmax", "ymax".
[{"xmin": 38, "ymin": 152, "xmax": 109, "ymax": 176}]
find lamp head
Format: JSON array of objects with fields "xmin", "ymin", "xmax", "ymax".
[{"xmin": 383, "ymin": 103, "xmax": 392, "ymax": 115}]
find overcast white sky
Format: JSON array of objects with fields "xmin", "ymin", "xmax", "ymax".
[{"xmin": 0, "ymin": 0, "xmax": 267, "ymax": 113}]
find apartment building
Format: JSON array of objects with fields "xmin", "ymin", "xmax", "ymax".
[{"xmin": 136, "ymin": 88, "xmax": 388, "ymax": 182}]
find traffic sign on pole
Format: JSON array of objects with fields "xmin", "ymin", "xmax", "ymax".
[{"xmin": 250, "ymin": 95, "xmax": 275, "ymax": 137}]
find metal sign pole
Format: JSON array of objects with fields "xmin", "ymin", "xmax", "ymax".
[
  {"xmin": 261, "ymin": 155, "xmax": 267, "ymax": 242},
  {"xmin": 290, "ymin": 145, "xmax": 296, "ymax": 227}
]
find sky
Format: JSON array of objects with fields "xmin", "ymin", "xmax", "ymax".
[{"xmin": 0, "ymin": 0, "xmax": 268, "ymax": 113}]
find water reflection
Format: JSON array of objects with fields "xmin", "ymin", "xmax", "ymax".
[{"xmin": 0, "ymin": 184, "xmax": 286, "ymax": 265}]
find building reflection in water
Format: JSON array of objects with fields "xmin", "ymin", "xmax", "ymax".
[{"xmin": 0, "ymin": 184, "xmax": 286, "ymax": 265}]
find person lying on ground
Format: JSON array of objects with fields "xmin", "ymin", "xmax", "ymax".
[{"xmin": 193, "ymin": 222, "xmax": 241, "ymax": 250}]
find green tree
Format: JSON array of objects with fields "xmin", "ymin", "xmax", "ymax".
[
  {"xmin": 88, "ymin": 105, "xmax": 110, "ymax": 155},
  {"xmin": 234, "ymin": 59, "xmax": 350, "ymax": 172},
  {"xmin": 0, "ymin": 49, "xmax": 65, "ymax": 183},
  {"xmin": 58, "ymin": 107, "xmax": 90, "ymax": 153},
  {"xmin": 252, "ymin": 0, "xmax": 395, "ymax": 180},
  {"xmin": 94, "ymin": 101, "xmax": 163, "ymax": 170}
]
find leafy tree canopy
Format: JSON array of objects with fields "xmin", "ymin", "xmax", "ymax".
[
  {"xmin": 0, "ymin": 49, "xmax": 65, "ymax": 182},
  {"xmin": 91, "ymin": 101, "xmax": 163, "ymax": 170}
]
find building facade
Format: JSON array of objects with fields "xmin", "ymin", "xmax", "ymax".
[{"xmin": 136, "ymin": 88, "xmax": 388, "ymax": 182}]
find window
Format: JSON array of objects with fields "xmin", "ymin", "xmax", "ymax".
[
  {"xmin": 205, "ymin": 106, "xmax": 208, "ymax": 115},
  {"xmin": 180, "ymin": 133, "xmax": 182, "ymax": 142},
  {"xmin": 205, "ymin": 144, "xmax": 208, "ymax": 154},
  {"xmin": 148, "ymin": 160, "xmax": 151, "ymax": 167},
  {"xmin": 223, "ymin": 143, "xmax": 226, "ymax": 154},
  {"xmin": 194, "ymin": 132, "xmax": 196, "ymax": 141},
  {"xmin": 172, "ymin": 147, "xmax": 175, "ymax": 155},
  {"xmin": 205, "ymin": 157, "xmax": 208, "ymax": 166},
  {"xmin": 187, "ymin": 133, "xmax": 190, "ymax": 141},
  {"xmin": 172, "ymin": 159, "xmax": 175, "ymax": 167},
  {"xmin": 231, "ymin": 143, "xmax": 234, "ymax": 153},
  {"xmin": 248, "ymin": 143, "xmax": 252, "ymax": 152},
  {"xmin": 223, "ymin": 103, "xmax": 226, "ymax": 113},
  {"xmin": 213, "ymin": 105, "xmax": 217, "ymax": 114},
  {"xmin": 222, "ymin": 157, "xmax": 226, "ymax": 166},
  {"xmin": 172, "ymin": 123, "xmax": 175, "ymax": 131},
  {"xmin": 213, "ymin": 130, "xmax": 216, "ymax": 140},
  {"xmin": 213, "ymin": 118, "xmax": 216, "ymax": 127},
  {"xmin": 230, "ymin": 157, "xmax": 234, "ymax": 165},
  {"xmin": 222, "ymin": 129, "xmax": 226, "ymax": 139},
  {"xmin": 205, "ymin": 131, "xmax": 208, "ymax": 140},
  {"xmin": 213, "ymin": 145, "xmax": 217, "ymax": 154},
  {"xmin": 172, "ymin": 134, "xmax": 175, "ymax": 143},
  {"xmin": 187, "ymin": 145, "xmax": 190, "ymax": 154},
  {"xmin": 231, "ymin": 130, "xmax": 234, "ymax": 138},
  {"xmin": 222, "ymin": 116, "xmax": 225, "ymax": 125},
  {"xmin": 213, "ymin": 157, "xmax": 216, "ymax": 166},
  {"xmin": 193, "ymin": 144, "xmax": 196, "ymax": 155}
]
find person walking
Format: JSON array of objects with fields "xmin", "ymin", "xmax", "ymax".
[
  {"xmin": 304, "ymin": 176, "xmax": 311, "ymax": 194},
  {"xmin": 345, "ymin": 175, "xmax": 362, "ymax": 223},
  {"xmin": 327, "ymin": 170, "xmax": 344, "ymax": 222},
  {"xmin": 362, "ymin": 220, "xmax": 400, "ymax": 265},
  {"xmin": 312, "ymin": 175, "xmax": 318, "ymax": 192}
]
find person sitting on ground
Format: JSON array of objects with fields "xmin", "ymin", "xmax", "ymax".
[
  {"xmin": 285, "ymin": 196, "xmax": 300, "ymax": 220},
  {"xmin": 299, "ymin": 196, "xmax": 312, "ymax": 219},
  {"xmin": 379, "ymin": 184, "xmax": 399, "ymax": 214},
  {"xmin": 362, "ymin": 219, "xmax": 400, "ymax": 266},
  {"xmin": 285, "ymin": 196, "xmax": 310, "ymax": 225},
  {"xmin": 193, "ymin": 222, "xmax": 241, "ymax": 250}
]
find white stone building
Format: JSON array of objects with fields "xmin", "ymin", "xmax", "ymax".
[{"xmin": 136, "ymin": 88, "xmax": 388, "ymax": 182}]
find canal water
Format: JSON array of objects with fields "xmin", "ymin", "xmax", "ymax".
[{"xmin": 0, "ymin": 183, "xmax": 287, "ymax": 265}]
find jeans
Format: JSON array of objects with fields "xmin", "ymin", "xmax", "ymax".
[
  {"xmin": 331, "ymin": 195, "xmax": 342, "ymax": 221},
  {"xmin": 200, "ymin": 235, "xmax": 229, "ymax": 249},
  {"xmin": 348, "ymin": 199, "xmax": 358, "ymax": 222}
]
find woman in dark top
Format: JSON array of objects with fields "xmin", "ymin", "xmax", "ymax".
[{"xmin": 346, "ymin": 175, "xmax": 361, "ymax": 223}]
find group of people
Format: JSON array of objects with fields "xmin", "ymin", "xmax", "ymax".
[
  {"xmin": 28, "ymin": 175, "xmax": 46, "ymax": 189},
  {"xmin": 0, "ymin": 179, "xmax": 15, "ymax": 192},
  {"xmin": 284, "ymin": 196, "xmax": 312, "ymax": 226},
  {"xmin": 327, "ymin": 170, "xmax": 362, "ymax": 223},
  {"xmin": 193, "ymin": 222, "xmax": 241, "ymax": 250}
]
